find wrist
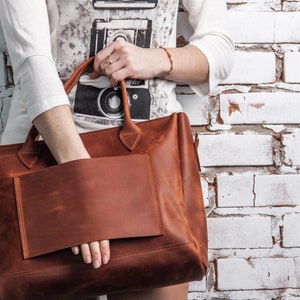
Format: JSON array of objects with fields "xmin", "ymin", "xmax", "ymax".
[
  {"xmin": 159, "ymin": 47, "xmax": 173, "ymax": 78},
  {"xmin": 55, "ymin": 144, "xmax": 90, "ymax": 164}
]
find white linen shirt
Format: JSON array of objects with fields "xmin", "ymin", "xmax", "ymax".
[{"xmin": 0, "ymin": 0, "xmax": 234, "ymax": 144}]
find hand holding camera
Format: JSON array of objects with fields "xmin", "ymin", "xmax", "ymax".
[
  {"xmin": 74, "ymin": 41, "xmax": 171, "ymax": 121},
  {"xmin": 91, "ymin": 40, "xmax": 171, "ymax": 86},
  {"xmin": 74, "ymin": 16, "xmax": 170, "ymax": 122}
]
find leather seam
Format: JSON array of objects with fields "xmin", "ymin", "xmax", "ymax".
[{"xmin": 13, "ymin": 177, "xmax": 30, "ymax": 259}]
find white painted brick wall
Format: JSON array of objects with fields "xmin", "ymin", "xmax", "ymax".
[
  {"xmin": 217, "ymin": 175, "xmax": 254, "ymax": 207},
  {"xmin": 217, "ymin": 258, "xmax": 299, "ymax": 290},
  {"xmin": 283, "ymin": 214, "xmax": 300, "ymax": 247},
  {"xmin": 198, "ymin": 134, "xmax": 273, "ymax": 167},
  {"xmin": 255, "ymin": 174, "xmax": 300, "ymax": 206},
  {"xmin": 275, "ymin": 13, "xmax": 300, "ymax": 43},
  {"xmin": 284, "ymin": 52, "xmax": 300, "ymax": 83},
  {"xmin": 282, "ymin": 132, "xmax": 300, "ymax": 166},
  {"xmin": 2, "ymin": 1, "xmax": 300, "ymax": 300},
  {"xmin": 224, "ymin": 51, "xmax": 276, "ymax": 84},
  {"xmin": 208, "ymin": 217, "xmax": 272, "ymax": 249},
  {"xmin": 176, "ymin": 86, "xmax": 210, "ymax": 126},
  {"xmin": 228, "ymin": 12, "xmax": 275, "ymax": 43},
  {"xmin": 219, "ymin": 92, "xmax": 300, "ymax": 124},
  {"xmin": 217, "ymin": 173, "xmax": 300, "ymax": 207},
  {"xmin": 229, "ymin": 12, "xmax": 300, "ymax": 43}
]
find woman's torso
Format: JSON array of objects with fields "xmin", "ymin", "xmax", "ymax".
[{"xmin": 55, "ymin": 0, "xmax": 181, "ymax": 132}]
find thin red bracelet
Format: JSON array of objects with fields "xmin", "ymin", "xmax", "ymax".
[{"xmin": 160, "ymin": 47, "xmax": 173, "ymax": 77}]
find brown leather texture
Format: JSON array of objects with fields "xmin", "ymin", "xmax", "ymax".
[
  {"xmin": 15, "ymin": 155, "xmax": 162, "ymax": 259},
  {"xmin": 0, "ymin": 58, "xmax": 208, "ymax": 300}
]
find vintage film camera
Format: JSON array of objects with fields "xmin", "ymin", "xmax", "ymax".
[
  {"xmin": 89, "ymin": 18, "xmax": 152, "ymax": 57},
  {"xmin": 92, "ymin": 0, "xmax": 158, "ymax": 9},
  {"xmin": 74, "ymin": 18, "xmax": 152, "ymax": 121},
  {"xmin": 74, "ymin": 76, "xmax": 150, "ymax": 120}
]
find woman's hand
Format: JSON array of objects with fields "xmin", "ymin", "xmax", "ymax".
[
  {"xmin": 90, "ymin": 40, "xmax": 209, "ymax": 86},
  {"xmin": 72, "ymin": 240, "xmax": 110, "ymax": 269},
  {"xmin": 90, "ymin": 40, "xmax": 171, "ymax": 86}
]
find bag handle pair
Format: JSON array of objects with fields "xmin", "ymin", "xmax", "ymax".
[{"xmin": 17, "ymin": 57, "xmax": 142, "ymax": 169}]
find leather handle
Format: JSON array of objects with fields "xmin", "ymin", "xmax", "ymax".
[
  {"xmin": 18, "ymin": 57, "xmax": 142, "ymax": 168},
  {"xmin": 64, "ymin": 57, "xmax": 95, "ymax": 94},
  {"xmin": 119, "ymin": 80, "xmax": 142, "ymax": 151}
]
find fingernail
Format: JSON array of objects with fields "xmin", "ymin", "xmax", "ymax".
[
  {"xmin": 103, "ymin": 255, "xmax": 109, "ymax": 265},
  {"xmin": 93, "ymin": 260, "xmax": 101, "ymax": 269},
  {"xmin": 72, "ymin": 247, "xmax": 79, "ymax": 255},
  {"xmin": 84, "ymin": 255, "xmax": 92, "ymax": 264}
]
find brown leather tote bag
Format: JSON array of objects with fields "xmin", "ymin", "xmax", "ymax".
[{"xmin": 0, "ymin": 58, "xmax": 208, "ymax": 299}]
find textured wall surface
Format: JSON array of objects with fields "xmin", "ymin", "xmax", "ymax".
[{"xmin": 1, "ymin": 1, "xmax": 300, "ymax": 299}]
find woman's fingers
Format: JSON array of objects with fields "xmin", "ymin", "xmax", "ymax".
[
  {"xmin": 81, "ymin": 243, "xmax": 93, "ymax": 265},
  {"xmin": 71, "ymin": 240, "xmax": 110, "ymax": 269},
  {"xmin": 92, "ymin": 40, "xmax": 163, "ymax": 84},
  {"xmin": 100, "ymin": 239, "xmax": 110, "ymax": 265},
  {"xmin": 71, "ymin": 245, "xmax": 80, "ymax": 255}
]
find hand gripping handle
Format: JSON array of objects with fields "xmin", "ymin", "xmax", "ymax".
[{"xmin": 17, "ymin": 57, "xmax": 142, "ymax": 168}]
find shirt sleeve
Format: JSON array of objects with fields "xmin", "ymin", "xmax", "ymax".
[
  {"xmin": 0, "ymin": 0, "xmax": 69, "ymax": 121},
  {"xmin": 182, "ymin": 0, "xmax": 235, "ymax": 95}
]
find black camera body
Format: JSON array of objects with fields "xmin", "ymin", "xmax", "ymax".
[
  {"xmin": 89, "ymin": 18, "xmax": 152, "ymax": 57},
  {"xmin": 92, "ymin": 0, "xmax": 158, "ymax": 9},
  {"xmin": 74, "ymin": 18, "xmax": 152, "ymax": 122},
  {"xmin": 74, "ymin": 78, "xmax": 151, "ymax": 120}
]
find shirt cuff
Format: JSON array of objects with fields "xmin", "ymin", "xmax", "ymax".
[
  {"xmin": 17, "ymin": 55, "xmax": 70, "ymax": 121},
  {"xmin": 28, "ymin": 95, "xmax": 70, "ymax": 121}
]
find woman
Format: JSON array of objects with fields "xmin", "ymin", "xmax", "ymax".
[{"xmin": 0, "ymin": 0, "xmax": 234, "ymax": 299}]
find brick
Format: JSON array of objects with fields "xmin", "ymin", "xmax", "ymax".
[
  {"xmin": 275, "ymin": 13, "xmax": 300, "ymax": 43},
  {"xmin": 198, "ymin": 134, "xmax": 273, "ymax": 167},
  {"xmin": 283, "ymin": 214, "xmax": 300, "ymax": 247},
  {"xmin": 255, "ymin": 174, "xmax": 300, "ymax": 206},
  {"xmin": 217, "ymin": 175, "xmax": 254, "ymax": 207},
  {"xmin": 284, "ymin": 52, "xmax": 300, "ymax": 83},
  {"xmin": 227, "ymin": 0, "xmax": 281, "ymax": 7},
  {"xmin": 227, "ymin": 1, "xmax": 281, "ymax": 12},
  {"xmin": 219, "ymin": 92, "xmax": 300, "ymax": 124},
  {"xmin": 284, "ymin": 3, "xmax": 300, "ymax": 12},
  {"xmin": 176, "ymin": 88, "xmax": 210, "ymax": 126},
  {"xmin": 224, "ymin": 52, "xmax": 276, "ymax": 84},
  {"xmin": 208, "ymin": 217, "xmax": 272, "ymax": 249},
  {"xmin": 228, "ymin": 12, "xmax": 275, "ymax": 43},
  {"xmin": 217, "ymin": 258, "xmax": 298, "ymax": 290},
  {"xmin": 282, "ymin": 132, "xmax": 300, "ymax": 166},
  {"xmin": 229, "ymin": 12, "xmax": 300, "ymax": 43},
  {"xmin": 200, "ymin": 177, "xmax": 209, "ymax": 208}
]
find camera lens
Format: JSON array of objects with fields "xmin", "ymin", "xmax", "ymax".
[
  {"xmin": 97, "ymin": 87, "xmax": 125, "ymax": 119},
  {"xmin": 107, "ymin": 29, "xmax": 134, "ymax": 44}
]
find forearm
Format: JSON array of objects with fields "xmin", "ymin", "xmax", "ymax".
[
  {"xmin": 161, "ymin": 45, "xmax": 209, "ymax": 85},
  {"xmin": 33, "ymin": 105, "xmax": 90, "ymax": 164}
]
